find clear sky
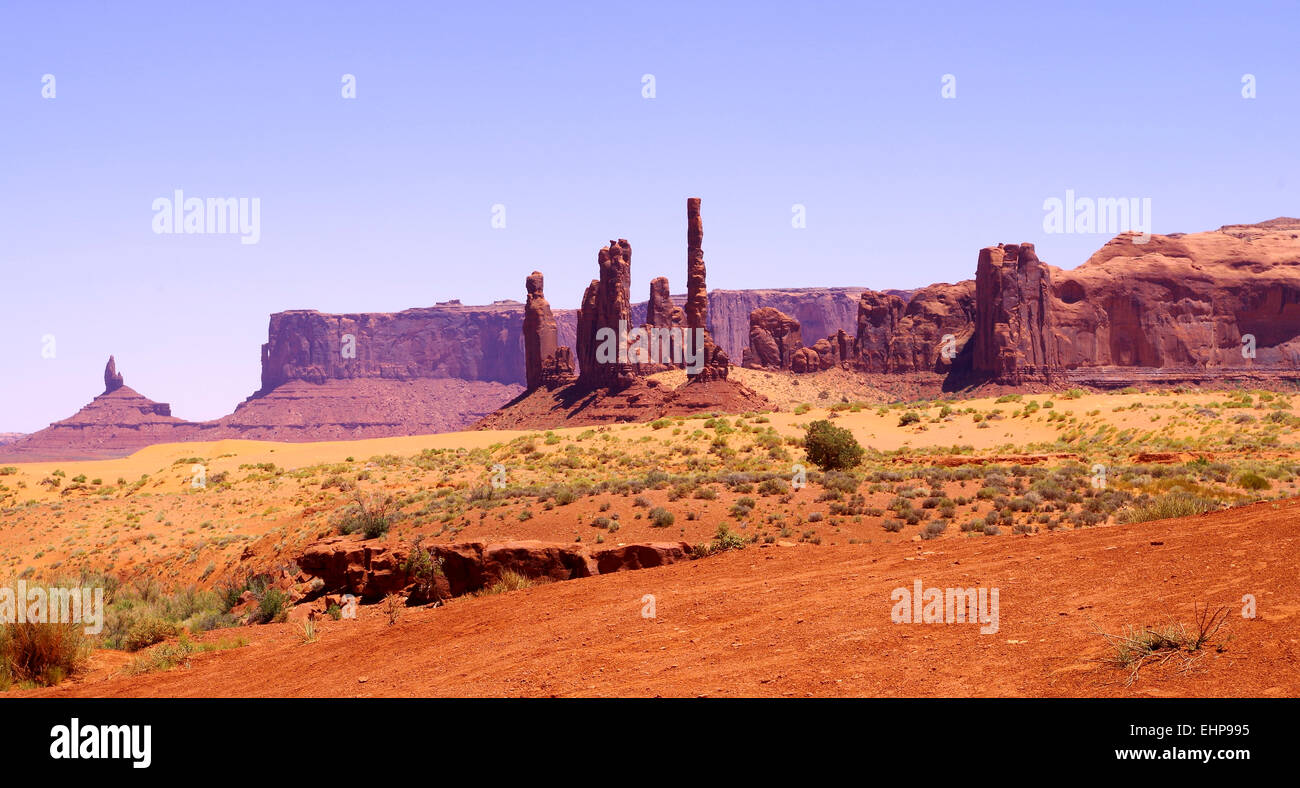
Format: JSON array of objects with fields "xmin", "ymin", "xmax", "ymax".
[{"xmin": 2, "ymin": 0, "xmax": 1296, "ymax": 432}]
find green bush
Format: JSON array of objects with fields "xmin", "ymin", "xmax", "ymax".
[{"xmin": 803, "ymin": 420, "xmax": 865, "ymax": 471}]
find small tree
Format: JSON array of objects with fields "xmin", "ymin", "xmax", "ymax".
[{"xmin": 803, "ymin": 419, "xmax": 865, "ymax": 471}]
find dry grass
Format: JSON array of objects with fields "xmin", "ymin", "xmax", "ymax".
[{"xmin": 1095, "ymin": 603, "xmax": 1232, "ymax": 685}]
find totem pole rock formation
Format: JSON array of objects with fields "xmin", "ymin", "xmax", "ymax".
[
  {"xmin": 523, "ymin": 272, "xmax": 556, "ymax": 389},
  {"xmin": 576, "ymin": 239, "xmax": 637, "ymax": 390},
  {"xmin": 685, "ymin": 198, "xmax": 730, "ymax": 382},
  {"xmin": 104, "ymin": 355, "xmax": 125, "ymax": 393},
  {"xmin": 523, "ymin": 271, "xmax": 574, "ymax": 390}
]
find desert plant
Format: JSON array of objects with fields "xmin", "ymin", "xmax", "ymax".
[
  {"xmin": 648, "ymin": 506, "xmax": 675, "ymax": 528},
  {"xmin": 481, "ymin": 570, "xmax": 533, "ymax": 596},
  {"xmin": 804, "ymin": 420, "xmax": 864, "ymax": 471},
  {"xmin": 334, "ymin": 490, "xmax": 397, "ymax": 539},
  {"xmin": 0, "ymin": 621, "xmax": 92, "ymax": 688},
  {"xmin": 1117, "ymin": 492, "xmax": 1217, "ymax": 524},
  {"xmin": 1095, "ymin": 604, "xmax": 1230, "ymax": 685}
]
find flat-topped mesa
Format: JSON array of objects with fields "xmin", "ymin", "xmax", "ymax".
[
  {"xmin": 576, "ymin": 239, "xmax": 637, "ymax": 391},
  {"xmin": 684, "ymin": 197, "xmax": 730, "ymax": 382},
  {"xmin": 972, "ymin": 243, "xmax": 1056, "ymax": 384},
  {"xmin": 104, "ymin": 355, "xmax": 124, "ymax": 394}
]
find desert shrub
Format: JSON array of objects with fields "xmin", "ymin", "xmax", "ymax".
[
  {"xmin": 808, "ymin": 511, "xmax": 824, "ymax": 522},
  {"xmin": 820, "ymin": 471, "xmax": 859, "ymax": 494},
  {"xmin": 921, "ymin": 520, "xmax": 947, "ymax": 540},
  {"xmin": 881, "ymin": 519, "xmax": 904, "ymax": 533},
  {"xmin": 253, "ymin": 589, "xmax": 289, "ymax": 625},
  {"xmin": 693, "ymin": 486, "xmax": 718, "ymax": 500},
  {"xmin": 404, "ymin": 543, "xmax": 445, "ymax": 598},
  {"xmin": 648, "ymin": 507, "xmax": 675, "ymax": 528},
  {"xmin": 1118, "ymin": 492, "xmax": 1218, "ymax": 524},
  {"xmin": 1237, "ymin": 472, "xmax": 1269, "ymax": 491},
  {"xmin": 553, "ymin": 487, "xmax": 578, "ymax": 505},
  {"xmin": 757, "ymin": 477, "xmax": 789, "ymax": 496},
  {"xmin": 1, "ymin": 621, "xmax": 91, "ymax": 688},
  {"xmin": 804, "ymin": 420, "xmax": 865, "ymax": 471},
  {"xmin": 335, "ymin": 491, "xmax": 397, "ymax": 539},
  {"xmin": 898, "ymin": 411, "xmax": 921, "ymax": 427},
  {"xmin": 121, "ymin": 618, "xmax": 179, "ymax": 652},
  {"xmin": 481, "ymin": 570, "xmax": 533, "ymax": 595},
  {"xmin": 692, "ymin": 524, "xmax": 748, "ymax": 557}
]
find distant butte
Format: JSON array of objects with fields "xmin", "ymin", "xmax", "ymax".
[{"xmin": 5, "ymin": 214, "xmax": 1300, "ymax": 460}]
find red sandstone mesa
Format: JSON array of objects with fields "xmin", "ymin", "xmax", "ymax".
[{"xmin": 8, "ymin": 216, "xmax": 1300, "ymax": 461}]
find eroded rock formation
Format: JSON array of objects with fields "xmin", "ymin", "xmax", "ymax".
[
  {"xmin": 742, "ymin": 307, "xmax": 804, "ymax": 370},
  {"xmin": 576, "ymin": 239, "xmax": 636, "ymax": 390},
  {"xmin": 523, "ymin": 272, "xmax": 574, "ymax": 389},
  {"xmin": 104, "ymin": 355, "xmax": 124, "ymax": 393}
]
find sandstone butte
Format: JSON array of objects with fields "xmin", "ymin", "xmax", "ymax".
[{"xmin": 4, "ymin": 216, "xmax": 1300, "ymax": 460}]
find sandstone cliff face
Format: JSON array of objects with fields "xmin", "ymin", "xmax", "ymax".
[
  {"xmin": 0, "ymin": 359, "xmax": 522, "ymax": 461},
  {"xmin": 104, "ymin": 355, "xmax": 124, "ymax": 393},
  {"xmin": 707, "ymin": 288, "xmax": 865, "ymax": 362},
  {"xmin": 851, "ymin": 282, "xmax": 976, "ymax": 374},
  {"xmin": 969, "ymin": 219, "xmax": 1300, "ymax": 384},
  {"xmin": 742, "ymin": 307, "xmax": 804, "ymax": 369},
  {"xmin": 259, "ymin": 302, "xmax": 529, "ymax": 391},
  {"xmin": 972, "ymin": 244, "xmax": 1055, "ymax": 383}
]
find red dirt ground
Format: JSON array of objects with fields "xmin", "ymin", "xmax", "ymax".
[{"xmin": 23, "ymin": 498, "xmax": 1300, "ymax": 698}]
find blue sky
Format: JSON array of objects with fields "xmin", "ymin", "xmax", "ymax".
[{"xmin": 1, "ymin": 0, "xmax": 1296, "ymax": 432}]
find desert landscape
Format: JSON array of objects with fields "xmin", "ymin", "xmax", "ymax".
[
  {"xmin": 4, "ymin": 207, "xmax": 1300, "ymax": 698},
  {"xmin": 6, "ymin": 6, "xmax": 1299, "ymax": 773}
]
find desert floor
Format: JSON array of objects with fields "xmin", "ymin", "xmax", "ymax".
[{"xmin": 3, "ymin": 384, "xmax": 1299, "ymax": 696}]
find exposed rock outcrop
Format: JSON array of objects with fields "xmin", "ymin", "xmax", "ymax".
[
  {"xmin": 972, "ymin": 244, "xmax": 1054, "ymax": 383},
  {"xmin": 852, "ymin": 281, "xmax": 978, "ymax": 375},
  {"xmin": 523, "ymin": 272, "xmax": 574, "ymax": 389},
  {"xmin": 295, "ymin": 536, "xmax": 693, "ymax": 602},
  {"xmin": 104, "ymin": 355, "xmax": 124, "ymax": 393},
  {"xmin": 707, "ymin": 288, "xmax": 865, "ymax": 362},
  {"xmin": 576, "ymin": 240, "xmax": 637, "ymax": 391},
  {"xmin": 683, "ymin": 198, "xmax": 730, "ymax": 383},
  {"xmin": 742, "ymin": 307, "xmax": 804, "ymax": 370}
]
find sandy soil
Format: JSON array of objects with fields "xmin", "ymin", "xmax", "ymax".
[{"xmin": 22, "ymin": 496, "xmax": 1298, "ymax": 697}]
